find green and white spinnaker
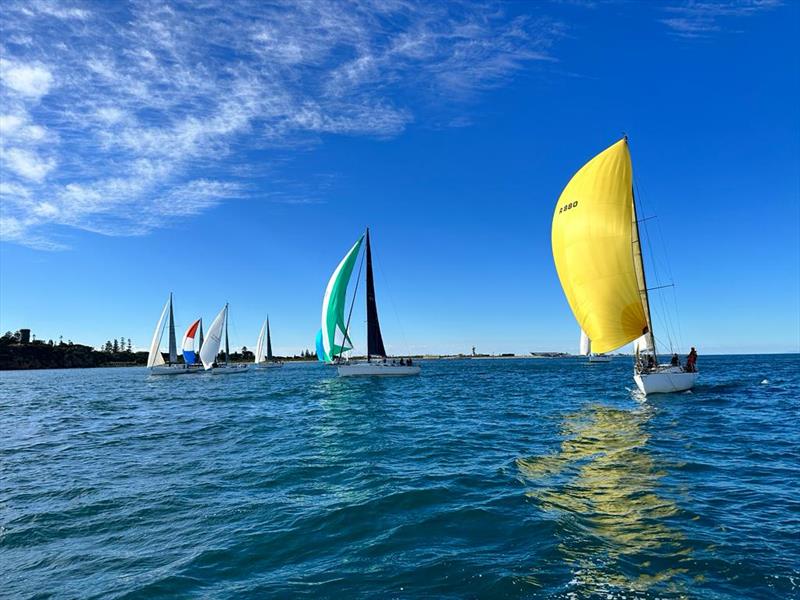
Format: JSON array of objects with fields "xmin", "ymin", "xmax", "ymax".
[{"xmin": 319, "ymin": 235, "xmax": 364, "ymax": 362}]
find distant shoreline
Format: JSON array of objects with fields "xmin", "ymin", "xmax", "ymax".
[{"xmin": 0, "ymin": 336, "xmax": 322, "ymax": 371}]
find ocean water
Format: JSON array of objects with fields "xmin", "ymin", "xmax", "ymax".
[{"xmin": 1, "ymin": 354, "xmax": 798, "ymax": 599}]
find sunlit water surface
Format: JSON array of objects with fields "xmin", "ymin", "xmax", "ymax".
[{"xmin": 2, "ymin": 355, "xmax": 798, "ymax": 599}]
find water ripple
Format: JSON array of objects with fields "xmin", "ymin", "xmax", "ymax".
[{"xmin": 1, "ymin": 354, "xmax": 798, "ymax": 599}]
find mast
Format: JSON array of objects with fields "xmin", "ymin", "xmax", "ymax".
[
  {"xmin": 364, "ymin": 228, "xmax": 386, "ymax": 360},
  {"xmin": 224, "ymin": 303, "xmax": 230, "ymax": 365},
  {"xmin": 168, "ymin": 292, "xmax": 177, "ymax": 364},
  {"xmin": 266, "ymin": 317, "xmax": 273, "ymax": 360},
  {"xmin": 631, "ymin": 186, "xmax": 657, "ymax": 359}
]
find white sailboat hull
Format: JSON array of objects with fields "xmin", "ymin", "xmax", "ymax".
[
  {"xmin": 211, "ymin": 364, "xmax": 250, "ymax": 375},
  {"xmin": 634, "ymin": 367, "xmax": 697, "ymax": 395},
  {"xmin": 337, "ymin": 361, "xmax": 420, "ymax": 377},
  {"xmin": 149, "ymin": 364, "xmax": 198, "ymax": 376},
  {"xmin": 588, "ymin": 354, "xmax": 612, "ymax": 363},
  {"xmin": 255, "ymin": 362, "xmax": 283, "ymax": 369}
]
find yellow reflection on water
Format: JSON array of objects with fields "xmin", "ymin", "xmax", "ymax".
[{"xmin": 517, "ymin": 403, "xmax": 691, "ymax": 597}]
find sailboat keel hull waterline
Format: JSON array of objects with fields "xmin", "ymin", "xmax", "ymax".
[
  {"xmin": 634, "ymin": 368, "xmax": 698, "ymax": 395},
  {"xmin": 337, "ymin": 362, "xmax": 421, "ymax": 377},
  {"xmin": 587, "ymin": 354, "xmax": 612, "ymax": 363},
  {"xmin": 149, "ymin": 364, "xmax": 200, "ymax": 376}
]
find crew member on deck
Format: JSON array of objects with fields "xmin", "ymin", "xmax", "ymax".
[
  {"xmin": 671, "ymin": 353, "xmax": 679, "ymax": 367},
  {"xmin": 686, "ymin": 347, "xmax": 698, "ymax": 372}
]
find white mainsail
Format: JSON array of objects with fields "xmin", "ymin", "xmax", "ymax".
[
  {"xmin": 579, "ymin": 329, "xmax": 591, "ymax": 356},
  {"xmin": 200, "ymin": 304, "xmax": 227, "ymax": 370},
  {"xmin": 255, "ymin": 317, "xmax": 267, "ymax": 365},
  {"xmin": 147, "ymin": 295, "xmax": 171, "ymax": 368}
]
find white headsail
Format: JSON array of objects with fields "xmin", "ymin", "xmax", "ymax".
[
  {"xmin": 633, "ymin": 334, "xmax": 653, "ymax": 355},
  {"xmin": 147, "ymin": 295, "xmax": 171, "ymax": 368},
  {"xmin": 255, "ymin": 317, "xmax": 267, "ymax": 365},
  {"xmin": 200, "ymin": 304, "xmax": 227, "ymax": 370},
  {"xmin": 579, "ymin": 329, "xmax": 591, "ymax": 356}
]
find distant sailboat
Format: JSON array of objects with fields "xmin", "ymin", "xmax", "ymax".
[
  {"xmin": 580, "ymin": 329, "xmax": 612, "ymax": 363},
  {"xmin": 552, "ymin": 138, "xmax": 697, "ymax": 394},
  {"xmin": 199, "ymin": 303, "xmax": 248, "ymax": 375},
  {"xmin": 255, "ymin": 316, "xmax": 283, "ymax": 369},
  {"xmin": 317, "ymin": 228, "xmax": 420, "ymax": 377},
  {"xmin": 147, "ymin": 293, "xmax": 195, "ymax": 375}
]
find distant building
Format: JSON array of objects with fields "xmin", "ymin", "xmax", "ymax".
[{"xmin": 20, "ymin": 329, "xmax": 31, "ymax": 344}]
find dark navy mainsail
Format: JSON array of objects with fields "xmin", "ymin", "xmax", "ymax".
[{"xmin": 365, "ymin": 229, "xmax": 386, "ymax": 359}]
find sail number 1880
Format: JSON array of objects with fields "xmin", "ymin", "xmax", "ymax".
[{"xmin": 559, "ymin": 201, "xmax": 578, "ymax": 213}]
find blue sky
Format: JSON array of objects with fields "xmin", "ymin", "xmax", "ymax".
[{"xmin": 1, "ymin": 0, "xmax": 798, "ymax": 355}]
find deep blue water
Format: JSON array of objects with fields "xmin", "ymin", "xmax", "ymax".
[{"xmin": 1, "ymin": 355, "xmax": 798, "ymax": 599}]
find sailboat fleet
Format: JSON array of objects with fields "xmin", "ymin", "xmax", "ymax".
[{"xmin": 145, "ymin": 137, "xmax": 696, "ymax": 394}]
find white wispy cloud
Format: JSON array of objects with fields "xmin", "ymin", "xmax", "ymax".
[
  {"xmin": 0, "ymin": 0, "xmax": 564, "ymax": 250},
  {"xmin": 660, "ymin": 0, "xmax": 781, "ymax": 37},
  {"xmin": 0, "ymin": 59, "xmax": 53, "ymax": 98}
]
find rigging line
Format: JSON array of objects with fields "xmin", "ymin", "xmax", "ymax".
[
  {"xmin": 338, "ymin": 244, "xmax": 365, "ymax": 360},
  {"xmin": 648, "ymin": 175, "xmax": 683, "ymax": 347},
  {"xmin": 633, "ymin": 173, "xmax": 677, "ymax": 354},
  {"xmin": 632, "ymin": 169, "xmax": 678, "ymax": 353},
  {"xmin": 228, "ymin": 311, "xmax": 244, "ymax": 359},
  {"xmin": 653, "ymin": 210, "xmax": 686, "ymax": 352},
  {"xmin": 372, "ymin": 242, "xmax": 412, "ymax": 358}
]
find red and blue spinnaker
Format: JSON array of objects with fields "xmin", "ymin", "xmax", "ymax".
[{"xmin": 181, "ymin": 318, "xmax": 202, "ymax": 365}]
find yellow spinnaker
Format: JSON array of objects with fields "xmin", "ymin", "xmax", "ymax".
[{"xmin": 551, "ymin": 138, "xmax": 649, "ymax": 354}]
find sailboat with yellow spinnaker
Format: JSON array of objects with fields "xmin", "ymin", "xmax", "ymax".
[{"xmin": 551, "ymin": 138, "xmax": 697, "ymax": 394}]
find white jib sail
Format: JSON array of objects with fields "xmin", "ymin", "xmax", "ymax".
[
  {"xmin": 633, "ymin": 334, "xmax": 653, "ymax": 354},
  {"xmin": 255, "ymin": 317, "xmax": 267, "ymax": 364},
  {"xmin": 579, "ymin": 329, "xmax": 591, "ymax": 356},
  {"xmin": 147, "ymin": 296, "xmax": 171, "ymax": 368},
  {"xmin": 200, "ymin": 304, "xmax": 227, "ymax": 370}
]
